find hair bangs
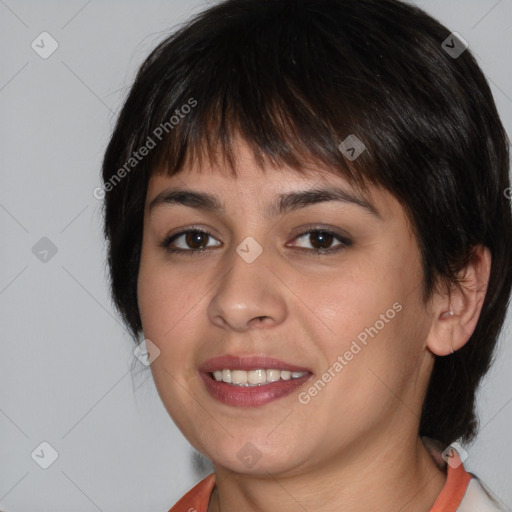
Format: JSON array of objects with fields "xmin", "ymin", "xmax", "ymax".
[{"xmin": 141, "ymin": 7, "xmax": 375, "ymax": 195}]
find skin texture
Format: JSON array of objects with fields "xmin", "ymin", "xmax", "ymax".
[{"xmin": 137, "ymin": 141, "xmax": 491, "ymax": 512}]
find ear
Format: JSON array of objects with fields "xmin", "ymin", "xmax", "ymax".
[{"xmin": 426, "ymin": 244, "xmax": 492, "ymax": 356}]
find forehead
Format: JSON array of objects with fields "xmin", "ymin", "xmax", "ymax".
[{"xmin": 146, "ymin": 141, "xmax": 399, "ymax": 222}]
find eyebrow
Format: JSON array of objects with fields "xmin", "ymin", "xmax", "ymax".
[{"xmin": 148, "ymin": 186, "xmax": 382, "ymax": 219}]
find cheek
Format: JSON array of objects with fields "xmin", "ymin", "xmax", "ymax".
[
  {"xmin": 137, "ymin": 264, "xmax": 207, "ymax": 430},
  {"xmin": 138, "ymin": 258, "xmax": 198, "ymax": 338},
  {"xmin": 304, "ymin": 262, "xmax": 398, "ymax": 346},
  {"xmin": 301, "ymin": 261, "xmax": 419, "ymax": 399},
  {"xmin": 137, "ymin": 258, "xmax": 219, "ymax": 400}
]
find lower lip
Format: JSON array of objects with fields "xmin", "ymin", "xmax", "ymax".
[{"xmin": 199, "ymin": 372, "xmax": 312, "ymax": 407}]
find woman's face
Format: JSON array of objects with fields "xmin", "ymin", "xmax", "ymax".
[{"xmin": 137, "ymin": 141, "xmax": 437, "ymax": 476}]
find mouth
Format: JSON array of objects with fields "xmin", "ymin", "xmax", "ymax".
[
  {"xmin": 198, "ymin": 355, "xmax": 313, "ymax": 407},
  {"xmin": 209, "ymin": 368, "xmax": 309, "ymax": 386}
]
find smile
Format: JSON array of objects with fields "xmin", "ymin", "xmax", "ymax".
[
  {"xmin": 199, "ymin": 355, "xmax": 313, "ymax": 406},
  {"xmin": 211, "ymin": 369, "xmax": 308, "ymax": 386}
]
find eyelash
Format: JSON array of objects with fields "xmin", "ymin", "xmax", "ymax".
[{"xmin": 158, "ymin": 227, "xmax": 352, "ymax": 256}]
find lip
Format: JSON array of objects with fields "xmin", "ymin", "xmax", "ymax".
[
  {"xmin": 199, "ymin": 354, "xmax": 312, "ymax": 373},
  {"xmin": 198, "ymin": 354, "xmax": 313, "ymax": 407}
]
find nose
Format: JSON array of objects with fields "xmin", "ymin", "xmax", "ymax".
[{"xmin": 207, "ymin": 245, "xmax": 287, "ymax": 332}]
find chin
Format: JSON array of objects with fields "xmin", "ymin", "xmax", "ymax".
[{"xmin": 199, "ymin": 435, "xmax": 310, "ymax": 477}]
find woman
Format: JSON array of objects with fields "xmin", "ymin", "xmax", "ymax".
[{"xmin": 100, "ymin": 0, "xmax": 512, "ymax": 510}]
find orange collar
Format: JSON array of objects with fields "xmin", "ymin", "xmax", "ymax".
[{"xmin": 168, "ymin": 457, "xmax": 472, "ymax": 512}]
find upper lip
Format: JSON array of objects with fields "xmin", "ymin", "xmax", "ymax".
[{"xmin": 199, "ymin": 355, "xmax": 312, "ymax": 373}]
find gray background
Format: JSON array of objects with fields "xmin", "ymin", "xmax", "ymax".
[{"xmin": 1, "ymin": 1, "xmax": 511, "ymax": 510}]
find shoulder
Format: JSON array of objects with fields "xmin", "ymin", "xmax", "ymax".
[
  {"xmin": 458, "ymin": 476, "xmax": 507, "ymax": 512},
  {"xmin": 167, "ymin": 473, "xmax": 216, "ymax": 512},
  {"xmin": 422, "ymin": 437, "xmax": 506, "ymax": 512}
]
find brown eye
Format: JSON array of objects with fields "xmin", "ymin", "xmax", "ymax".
[
  {"xmin": 306, "ymin": 231, "xmax": 335, "ymax": 250},
  {"xmin": 160, "ymin": 229, "xmax": 221, "ymax": 254},
  {"xmin": 291, "ymin": 229, "xmax": 351, "ymax": 253},
  {"xmin": 183, "ymin": 231, "xmax": 209, "ymax": 249},
  {"xmin": 159, "ymin": 227, "xmax": 351, "ymax": 256}
]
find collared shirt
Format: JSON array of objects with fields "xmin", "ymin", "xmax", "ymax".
[{"xmin": 168, "ymin": 449, "xmax": 503, "ymax": 512}]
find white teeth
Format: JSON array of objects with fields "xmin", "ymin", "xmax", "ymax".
[
  {"xmin": 266, "ymin": 369, "xmax": 281, "ymax": 382},
  {"xmin": 231, "ymin": 370, "xmax": 247, "ymax": 385},
  {"xmin": 211, "ymin": 369, "xmax": 308, "ymax": 386},
  {"xmin": 248, "ymin": 369, "xmax": 266, "ymax": 384}
]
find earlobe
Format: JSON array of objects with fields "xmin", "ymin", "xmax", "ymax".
[
  {"xmin": 439, "ymin": 307, "xmax": 454, "ymax": 321},
  {"xmin": 439, "ymin": 305, "xmax": 455, "ymax": 353},
  {"xmin": 426, "ymin": 244, "xmax": 492, "ymax": 357}
]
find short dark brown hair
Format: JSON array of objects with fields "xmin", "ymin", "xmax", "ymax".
[{"xmin": 100, "ymin": 0, "xmax": 512, "ymax": 446}]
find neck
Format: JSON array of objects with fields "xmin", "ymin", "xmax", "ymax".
[{"xmin": 208, "ymin": 436, "xmax": 446, "ymax": 512}]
